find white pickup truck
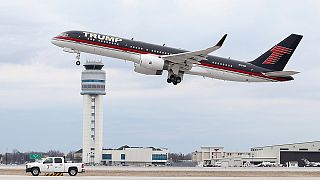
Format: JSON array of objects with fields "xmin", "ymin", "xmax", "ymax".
[{"xmin": 26, "ymin": 157, "xmax": 85, "ymax": 176}]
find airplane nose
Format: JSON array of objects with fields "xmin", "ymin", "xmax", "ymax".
[
  {"xmin": 51, "ymin": 37, "xmax": 63, "ymax": 47},
  {"xmin": 51, "ymin": 38, "xmax": 57, "ymax": 45}
]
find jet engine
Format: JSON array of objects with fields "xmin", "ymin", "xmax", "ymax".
[
  {"xmin": 140, "ymin": 54, "xmax": 168, "ymax": 71},
  {"xmin": 134, "ymin": 64, "xmax": 163, "ymax": 75}
]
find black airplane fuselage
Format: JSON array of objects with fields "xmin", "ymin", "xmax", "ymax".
[{"xmin": 51, "ymin": 31, "xmax": 302, "ymax": 83}]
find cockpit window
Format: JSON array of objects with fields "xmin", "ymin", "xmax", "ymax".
[{"xmin": 59, "ymin": 32, "xmax": 68, "ymax": 37}]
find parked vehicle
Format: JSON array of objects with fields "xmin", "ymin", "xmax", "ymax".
[{"xmin": 26, "ymin": 157, "xmax": 85, "ymax": 176}]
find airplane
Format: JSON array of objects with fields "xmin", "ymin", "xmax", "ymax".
[
  {"xmin": 51, "ymin": 31, "xmax": 303, "ymax": 85},
  {"xmin": 301, "ymin": 158, "xmax": 320, "ymax": 167}
]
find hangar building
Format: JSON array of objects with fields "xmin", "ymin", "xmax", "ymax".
[
  {"xmin": 251, "ymin": 141, "xmax": 320, "ymax": 167},
  {"xmin": 192, "ymin": 141, "xmax": 320, "ymax": 167}
]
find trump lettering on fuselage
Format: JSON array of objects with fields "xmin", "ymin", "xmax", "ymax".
[{"xmin": 83, "ymin": 32, "xmax": 122, "ymax": 43}]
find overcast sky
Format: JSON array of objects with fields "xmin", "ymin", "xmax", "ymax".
[{"xmin": 0, "ymin": 0, "xmax": 319, "ymax": 154}]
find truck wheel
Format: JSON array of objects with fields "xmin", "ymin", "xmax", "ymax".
[
  {"xmin": 68, "ymin": 168, "xmax": 78, "ymax": 176},
  {"xmin": 31, "ymin": 167, "xmax": 40, "ymax": 176}
]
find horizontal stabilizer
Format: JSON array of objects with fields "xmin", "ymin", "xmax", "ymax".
[{"xmin": 263, "ymin": 71, "xmax": 300, "ymax": 77}]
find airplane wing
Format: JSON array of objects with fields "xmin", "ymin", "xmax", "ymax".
[{"xmin": 161, "ymin": 34, "xmax": 227, "ymax": 65}]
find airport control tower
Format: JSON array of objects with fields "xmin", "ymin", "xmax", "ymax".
[{"xmin": 81, "ymin": 61, "xmax": 106, "ymax": 165}]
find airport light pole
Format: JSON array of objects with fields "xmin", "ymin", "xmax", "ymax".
[
  {"xmin": 214, "ymin": 148, "xmax": 219, "ymax": 166},
  {"xmin": 251, "ymin": 152, "xmax": 254, "ymax": 167}
]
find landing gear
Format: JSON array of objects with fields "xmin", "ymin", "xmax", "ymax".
[
  {"xmin": 167, "ymin": 74, "xmax": 183, "ymax": 85},
  {"xmin": 75, "ymin": 52, "xmax": 81, "ymax": 66}
]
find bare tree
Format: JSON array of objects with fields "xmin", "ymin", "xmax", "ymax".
[
  {"xmin": 66, "ymin": 151, "xmax": 75, "ymax": 162},
  {"xmin": 46, "ymin": 150, "xmax": 64, "ymax": 157},
  {"xmin": 168, "ymin": 152, "xmax": 192, "ymax": 162}
]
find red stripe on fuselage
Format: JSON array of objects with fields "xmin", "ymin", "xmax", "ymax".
[
  {"xmin": 56, "ymin": 36, "xmax": 289, "ymax": 82},
  {"xmin": 199, "ymin": 62, "xmax": 288, "ymax": 81}
]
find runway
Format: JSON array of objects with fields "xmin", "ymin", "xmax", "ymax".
[
  {"xmin": 1, "ymin": 176, "xmax": 320, "ymax": 180},
  {"xmin": 2, "ymin": 165, "xmax": 320, "ymax": 178}
]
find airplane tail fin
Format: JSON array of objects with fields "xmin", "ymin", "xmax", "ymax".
[{"xmin": 249, "ymin": 34, "xmax": 303, "ymax": 71}]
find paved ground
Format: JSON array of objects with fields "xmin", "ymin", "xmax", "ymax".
[
  {"xmin": 1, "ymin": 165, "xmax": 320, "ymax": 177},
  {"xmin": 1, "ymin": 176, "xmax": 320, "ymax": 180}
]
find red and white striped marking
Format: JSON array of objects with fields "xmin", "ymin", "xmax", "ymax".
[{"xmin": 262, "ymin": 45, "xmax": 293, "ymax": 65}]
